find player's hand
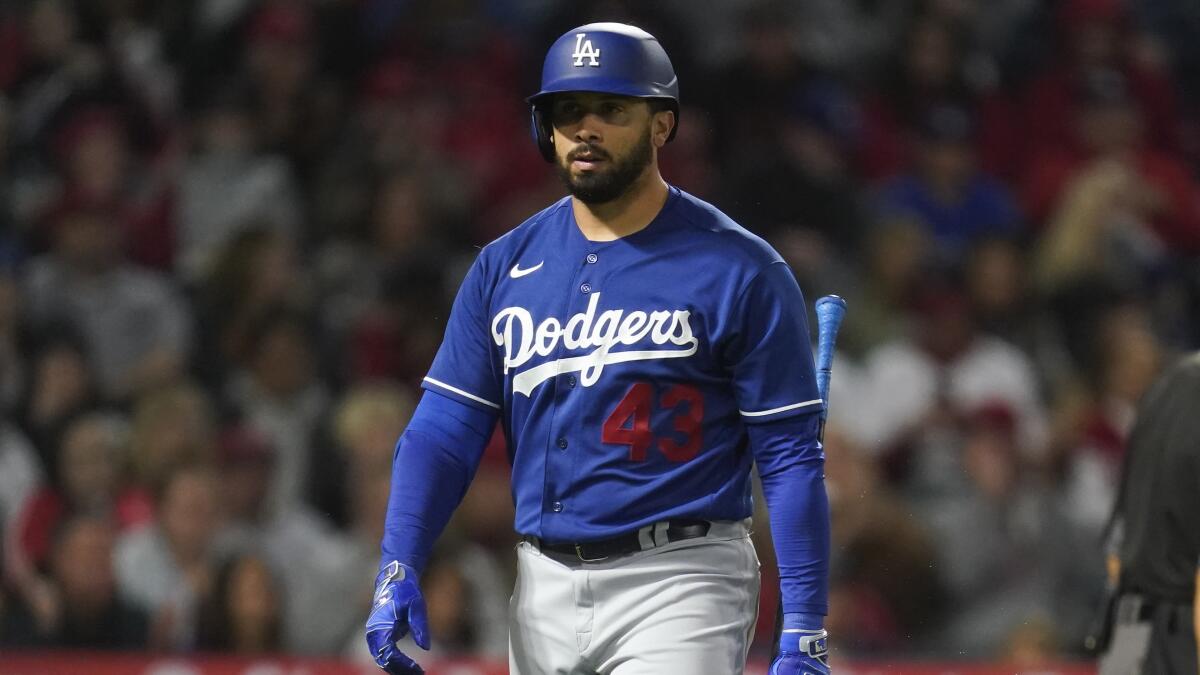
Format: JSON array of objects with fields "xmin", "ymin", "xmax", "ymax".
[
  {"xmin": 365, "ymin": 561, "xmax": 430, "ymax": 674},
  {"xmin": 770, "ymin": 627, "xmax": 830, "ymax": 675}
]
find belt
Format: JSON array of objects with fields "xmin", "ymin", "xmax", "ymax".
[
  {"xmin": 526, "ymin": 519, "xmax": 712, "ymax": 563},
  {"xmin": 1116, "ymin": 594, "xmax": 1193, "ymax": 623}
]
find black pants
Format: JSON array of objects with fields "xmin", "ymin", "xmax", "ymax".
[{"xmin": 1100, "ymin": 596, "xmax": 1197, "ymax": 675}]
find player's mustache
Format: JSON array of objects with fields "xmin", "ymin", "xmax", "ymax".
[{"xmin": 567, "ymin": 145, "xmax": 610, "ymax": 162}]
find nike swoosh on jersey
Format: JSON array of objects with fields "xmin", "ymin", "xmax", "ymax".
[{"xmin": 509, "ymin": 261, "xmax": 544, "ymax": 278}]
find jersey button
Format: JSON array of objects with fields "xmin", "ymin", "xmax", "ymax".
[
  {"xmin": 580, "ymin": 283, "xmax": 591, "ymax": 294},
  {"xmin": 557, "ymin": 437, "xmax": 568, "ymax": 449},
  {"xmin": 586, "ymin": 253, "xmax": 598, "ymax": 264},
  {"xmin": 551, "ymin": 501, "xmax": 563, "ymax": 513},
  {"xmin": 567, "ymin": 375, "xmax": 577, "ymax": 387}
]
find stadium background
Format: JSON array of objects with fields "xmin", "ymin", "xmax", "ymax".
[{"xmin": 1, "ymin": 0, "xmax": 1199, "ymax": 672}]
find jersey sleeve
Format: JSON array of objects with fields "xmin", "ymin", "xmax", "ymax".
[
  {"xmin": 422, "ymin": 255, "xmax": 503, "ymax": 412},
  {"xmin": 727, "ymin": 261, "xmax": 824, "ymax": 424}
]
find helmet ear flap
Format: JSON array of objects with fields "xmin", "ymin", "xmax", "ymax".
[{"xmin": 530, "ymin": 105, "xmax": 555, "ymax": 162}]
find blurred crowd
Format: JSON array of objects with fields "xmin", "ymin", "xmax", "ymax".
[{"xmin": 0, "ymin": 0, "xmax": 1199, "ymax": 666}]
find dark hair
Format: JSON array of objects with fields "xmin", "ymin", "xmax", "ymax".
[
  {"xmin": 647, "ymin": 98, "xmax": 674, "ymax": 114},
  {"xmin": 243, "ymin": 305, "xmax": 316, "ymax": 361},
  {"xmin": 203, "ymin": 226, "xmax": 280, "ymax": 312},
  {"xmin": 196, "ymin": 552, "xmax": 283, "ymax": 652}
]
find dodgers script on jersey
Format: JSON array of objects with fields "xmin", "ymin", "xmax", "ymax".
[{"xmin": 423, "ymin": 186, "xmax": 823, "ymax": 543}]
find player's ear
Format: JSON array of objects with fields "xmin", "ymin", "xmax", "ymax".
[{"xmin": 651, "ymin": 108, "xmax": 674, "ymax": 148}]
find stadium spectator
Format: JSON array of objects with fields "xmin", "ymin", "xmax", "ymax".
[
  {"xmin": 836, "ymin": 218, "xmax": 932, "ymax": 357},
  {"xmin": 11, "ymin": 411, "xmax": 146, "ymax": 578},
  {"xmin": 821, "ymin": 426, "xmax": 945, "ymax": 656},
  {"xmin": 3, "ymin": 2, "xmax": 108, "ymax": 233},
  {"xmin": 175, "ymin": 89, "xmax": 301, "ymax": 284},
  {"xmin": 29, "ymin": 514, "xmax": 148, "ymax": 649},
  {"xmin": 315, "ymin": 169, "xmax": 447, "ymax": 356},
  {"xmin": 344, "ymin": 256, "xmax": 448, "ymax": 388},
  {"xmin": 875, "ymin": 103, "xmax": 1022, "ymax": 263},
  {"xmin": 22, "ymin": 203, "xmax": 192, "ymax": 401},
  {"xmin": 960, "ymin": 236, "xmax": 1056, "ymax": 376},
  {"xmin": 1023, "ymin": 68, "xmax": 1200, "ymax": 252},
  {"xmin": 724, "ymin": 77, "xmax": 866, "ymax": 263},
  {"xmin": 211, "ymin": 424, "xmax": 360, "ymax": 655},
  {"xmin": 706, "ymin": 5, "xmax": 811, "ymax": 164},
  {"xmin": 849, "ymin": 283, "xmax": 1048, "ymax": 485},
  {"xmin": 317, "ymin": 380, "xmax": 415, "ymax": 525},
  {"xmin": 196, "ymin": 551, "xmax": 284, "ymax": 654},
  {"xmin": 1052, "ymin": 303, "xmax": 1163, "ymax": 537},
  {"xmin": 115, "ymin": 464, "xmax": 221, "ymax": 650},
  {"xmin": 198, "ymin": 226, "xmax": 308, "ymax": 374},
  {"xmin": 18, "ymin": 331, "xmax": 97, "ymax": 461},
  {"xmin": 858, "ymin": 12, "xmax": 1021, "ymax": 181},
  {"xmin": 87, "ymin": 0, "xmax": 179, "ymax": 121},
  {"xmin": 915, "ymin": 405, "xmax": 1100, "ymax": 657},
  {"xmin": 45, "ymin": 106, "xmax": 174, "ymax": 270},
  {"xmin": 1022, "ymin": 0, "xmax": 1182, "ymax": 158},
  {"xmin": 128, "ymin": 381, "xmax": 217, "ymax": 496},
  {"xmin": 224, "ymin": 308, "xmax": 329, "ymax": 516},
  {"xmin": 240, "ymin": 2, "xmax": 343, "ymax": 182}
]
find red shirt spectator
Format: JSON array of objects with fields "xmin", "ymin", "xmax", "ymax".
[
  {"xmin": 858, "ymin": 14, "xmax": 1022, "ymax": 181},
  {"xmin": 16, "ymin": 487, "xmax": 151, "ymax": 571},
  {"xmin": 1021, "ymin": 0, "xmax": 1181, "ymax": 157},
  {"xmin": 1022, "ymin": 69, "xmax": 1200, "ymax": 251},
  {"xmin": 10, "ymin": 412, "xmax": 152, "ymax": 579}
]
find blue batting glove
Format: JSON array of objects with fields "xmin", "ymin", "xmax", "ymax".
[
  {"xmin": 770, "ymin": 613, "xmax": 830, "ymax": 675},
  {"xmin": 365, "ymin": 561, "xmax": 430, "ymax": 674}
]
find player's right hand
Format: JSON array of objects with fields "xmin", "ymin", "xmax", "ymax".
[{"xmin": 365, "ymin": 561, "xmax": 430, "ymax": 674}]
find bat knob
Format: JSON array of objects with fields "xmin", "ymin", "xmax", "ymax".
[
  {"xmin": 815, "ymin": 295, "xmax": 847, "ymax": 313},
  {"xmin": 815, "ymin": 295, "xmax": 847, "ymax": 330}
]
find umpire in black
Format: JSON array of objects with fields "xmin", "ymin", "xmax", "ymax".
[{"xmin": 1098, "ymin": 351, "xmax": 1200, "ymax": 675}]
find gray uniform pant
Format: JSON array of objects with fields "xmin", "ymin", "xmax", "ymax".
[{"xmin": 508, "ymin": 520, "xmax": 760, "ymax": 675}]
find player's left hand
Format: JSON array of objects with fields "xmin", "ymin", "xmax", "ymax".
[
  {"xmin": 770, "ymin": 627, "xmax": 830, "ymax": 675},
  {"xmin": 365, "ymin": 561, "xmax": 430, "ymax": 674}
]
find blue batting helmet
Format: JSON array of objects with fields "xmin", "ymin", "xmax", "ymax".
[{"xmin": 528, "ymin": 23, "xmax": 680, "ymax": 162}]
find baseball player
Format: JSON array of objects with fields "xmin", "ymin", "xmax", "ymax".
[{"xmin": 366, "ymin": 23, "xmax": 831, "ymax": 675}]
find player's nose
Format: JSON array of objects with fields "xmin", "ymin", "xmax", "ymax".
[{"xmin": 573, "ymin": 115, "xmax": 603, "ymax": 144}]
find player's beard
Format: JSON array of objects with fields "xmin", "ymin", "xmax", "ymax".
[{"xmin": 556, "ymin": 132, "xmax": 653, "ymax": 205}]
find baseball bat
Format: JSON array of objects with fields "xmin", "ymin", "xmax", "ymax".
[{"xmin": 813, "ymin": 295, "xmax": 847, "ymax": 425}]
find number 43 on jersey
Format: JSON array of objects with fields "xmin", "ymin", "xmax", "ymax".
[{"xmin": 602, "ymin": 382, "xmax": 704, "ymax": 462}]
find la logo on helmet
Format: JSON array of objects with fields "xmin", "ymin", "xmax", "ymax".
[{"xmin": 572, "ymin": 33, "xmax": 601, "ymax": 67}]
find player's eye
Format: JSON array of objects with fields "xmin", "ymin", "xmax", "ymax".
[
  {"xmin": 551, "ymin": 102, "xmax": 585, "ymax": 125},
  {"xmin": 600, "ymin": 101, "xmax": 628, "ymax": 119}
]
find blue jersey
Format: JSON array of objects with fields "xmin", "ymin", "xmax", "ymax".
[{"xmin": 423, "ymin": 186, "xmax": 822, "ymax": 542}]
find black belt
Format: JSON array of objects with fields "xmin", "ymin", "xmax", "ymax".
[
  {"xmin": 1117, "ymin": 594, "xmax": 1193, "ymax": 623},
  {"xmin": 527, "ymin": 519, "xmax": 712, "ymax": 563}
]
